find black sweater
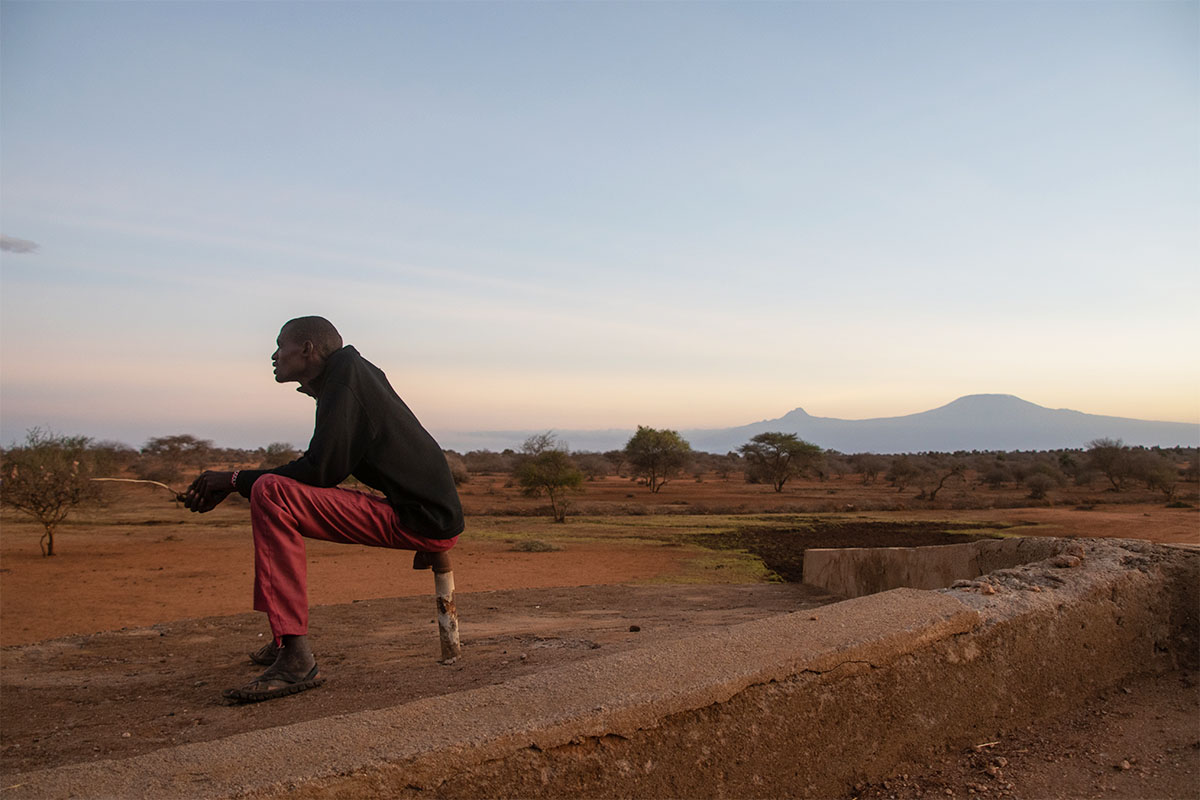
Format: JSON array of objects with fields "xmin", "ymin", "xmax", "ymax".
[{"xmin": 234, "ymin": 346, "xmax": 464, "ymax": 540}]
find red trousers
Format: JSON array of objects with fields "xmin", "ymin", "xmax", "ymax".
[{"xmin": 250, "ymin": 474, "xmax": 458, "ymax": 642}]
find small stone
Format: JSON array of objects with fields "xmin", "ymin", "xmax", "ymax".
[
  {"xmin": 994, "ymin": 757, "xmax": 1008, "ymax": 768},
  {"xmin": 629, "ymin": 625, "xmax": 641, "ymax": 632},
  {"xmin": 1119, "ymin": 760, "xmax": 1132, "ymax": 771},
  {"xmin": 519, "ymin": 654, "xmax": 527, "ymax": 661},
  {"xmin": 1052, "ymin": 555, "xmax": 1081, "ymax": 568},
  {"xmin": 980, "ymin": 584, "xmax": 996, "ymax": 595},
  {"xmin": 121, "ymin": 732, "xmax": 131, "ymax": 738}
]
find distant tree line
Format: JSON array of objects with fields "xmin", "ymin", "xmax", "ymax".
[{"xmin": 3, "ymin": 427, "xmax": 1197, "ymax": 547}]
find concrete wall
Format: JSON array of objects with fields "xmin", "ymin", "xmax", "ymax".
[
  {"xmin": 7, "ymin": 538, "xmax": 1197, "ymax": 800},
  {"xmin": 802, "ymin": 537, "xmax": 1061, "ymax": 599}
]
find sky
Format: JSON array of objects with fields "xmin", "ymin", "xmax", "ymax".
[{"xmin": 1, "ymin": 0, "xmax": 1196, "ymax": 452}]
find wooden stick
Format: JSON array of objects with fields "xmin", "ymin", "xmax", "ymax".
[{"xmin": 91, "ymin": 477, "xmax": 184, "ymax": 501}]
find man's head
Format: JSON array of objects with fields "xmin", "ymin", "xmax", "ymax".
[{"xmin": 272, "ymin": 316, "xmax": 343, "ymax": 385}]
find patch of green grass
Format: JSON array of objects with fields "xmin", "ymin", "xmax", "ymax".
[
  {"xmin": 641, "ymin": 548, "xmax": 779, "ymax": 586},
  {"xmin": 509, "ymin": 539, "xmax": 560, "ymax": 553},
  {"xmin": 941, "ymin": 528, "xmax": 1009, "ymax": 538}
]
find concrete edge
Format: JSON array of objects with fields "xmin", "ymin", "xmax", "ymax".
[{"xmin": 5, "ymin": 590, "xmax": 979, "ymax": 799}]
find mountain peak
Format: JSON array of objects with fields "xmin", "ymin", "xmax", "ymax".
[
  {"xmin": 680, "ymin": 394, "xmax": 1196, "ymax": 454},
  {"xmin": 942, "ymin": 393, "xmax": 1035, "ymax": 408}
]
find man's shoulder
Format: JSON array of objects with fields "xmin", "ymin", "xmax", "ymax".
[
  {"xmin": 324, "ymin": 346, "xmax": 393, "ymax": 393},
  {"xmin": 325, "ymin": 345, "xmax": 370, "ymax": 378}
]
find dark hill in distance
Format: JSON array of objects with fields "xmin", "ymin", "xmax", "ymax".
[
  {"xmin": 443, "ymin": 395, "xmax": 1198, "ymax": 454},
  {"xmin": 682, "ymin": 394, "xmax": 1198, "ymax": 454}
]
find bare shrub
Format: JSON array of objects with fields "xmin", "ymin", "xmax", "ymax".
[
  {"xmin": 2, "ymin": 429, "xmax": 103, "ymax": 556},
  {"xmin": 573, "ymin": 452, "xmax": 613, "ymax": 480},
  {"xmin": 136, "ymin": 434, "xmax": 214, "ymax": 484},
  {"xmin": 443, "ymin": 451, "xmax": 470, "ymax": 486},
  {"xmin": 1025, "ymin": 473, "xmax": 1055, "ymax": 500},
  {"xmin": 258, "ymin": 442, "xmax": 302, "ymax": 469},
  {"xmin": 463, "ymin": 450, "xmax": 514, "ymax": 474}
]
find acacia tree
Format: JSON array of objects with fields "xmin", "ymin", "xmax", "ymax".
[
  {"xmin": 514, "ymin": 433, "xmax": 583, "ymax": 522},
  {"xmin": 1, "ymin": 429, "xmax": 102, "ymax": 556},
  {"xmin": 1131, "ymin": 451, "xmax": 1179, "ymax": 500},
  {"xmin": 1086, "ymin": 438, "xmax": 1133, "ymax": 491},
  {"xmin": 919, "ymin": 461, "xmax": 966, "ymax": 501},
  {"xmin": 739, "ymin": 432, "xmax": 822, "ymax": 492},
  {"xmin": 624, "ymin": 426, "xmax": 692, "ymax": 493}
]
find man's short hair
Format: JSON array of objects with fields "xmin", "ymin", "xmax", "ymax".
[{"xmin": 282, "ymin": 316, "xmax": 343, "ymax": 359}]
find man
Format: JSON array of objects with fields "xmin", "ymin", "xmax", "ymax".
[{"xmin": 183, "ymin": 316, "xmax": 464, "ymax": 703}]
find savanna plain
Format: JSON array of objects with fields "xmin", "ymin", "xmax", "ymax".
[{"xmin": 2, "ymin": 453, "xmax": 1198, "ymax": 798}]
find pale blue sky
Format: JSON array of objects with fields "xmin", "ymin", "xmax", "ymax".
[{"xmin": 2, "ymin": 0, "xmax": 1196, "ymax": 450}]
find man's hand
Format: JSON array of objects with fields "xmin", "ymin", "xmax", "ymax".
[{"xmin": 183, "ymin": 471, "xmax": 236, "ymax": 513}]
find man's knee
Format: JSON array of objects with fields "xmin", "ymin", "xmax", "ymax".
[{"xmin": 250, "ymin": 473, "xmax": 290, "ymax": 508}]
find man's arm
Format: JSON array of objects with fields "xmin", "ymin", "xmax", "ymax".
[{"xmin": 182, "ymin": 470, "xmax": 236, "ymax": 513}]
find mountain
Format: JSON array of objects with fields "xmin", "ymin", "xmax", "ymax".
[
  {"xmin": 438, "ymin": 395, "xmax": 1198, "ymax": 454},
  {"xmin": 681, "ymin": 394, "xmax": 1198, "ymax": 454}
]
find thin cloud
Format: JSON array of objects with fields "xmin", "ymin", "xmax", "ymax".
[{"xmin": 0, "ymin": 235, "xmax": 39, "ymax": 254}]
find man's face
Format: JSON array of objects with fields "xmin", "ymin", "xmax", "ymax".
[{"xmin": 271, "ymin": 326, "xmax": 310, "ymax": 384}]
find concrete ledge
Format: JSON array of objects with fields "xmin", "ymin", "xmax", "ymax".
[
  {"xmin": 802, "ymin": 537, "xmax": 1061, "ymax": 598},
  {"xmin": 7, "ymin": 538, "xmax": 1196, "ymax": 799}
]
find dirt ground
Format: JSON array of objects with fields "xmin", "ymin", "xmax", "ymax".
[
  {"xmin": 849, "ymin": 669, "xmax": 1199, "ymax": 800},
  {"xmin": 0, "ymin": 583, "xmax": 841, "ymax": 775},
  {"xmin": 2, "ymin": 476, "xmax": 1197, "ymax": 795},
  {"xmin": 3, "ymin": 476, "xmax": 1195, "ymax": 648}
]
